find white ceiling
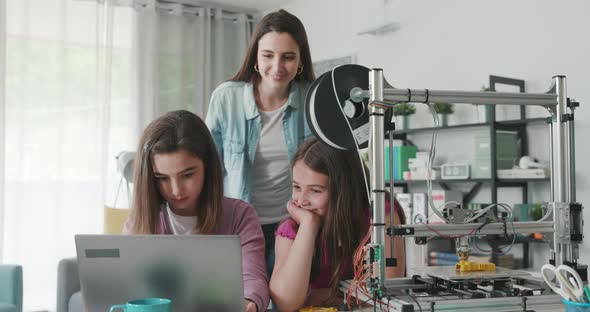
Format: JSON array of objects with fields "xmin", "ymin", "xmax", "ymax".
[{"xmin": 171, "ymin": 0, "xmax": 293, "ymax": 14}]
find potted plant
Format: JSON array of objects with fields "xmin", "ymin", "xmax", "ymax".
[
  {"xmin": 392, "ymin": 102, "xmax": 415, "ymax": 129},
  {"xmin": 432, "ymin": 102, "xmax": 454, "ymax": 127},
  {"xmin": 474, "ymin": 85, "xmax": 492, "ymax": 123}
]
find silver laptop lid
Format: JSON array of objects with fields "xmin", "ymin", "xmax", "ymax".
[{"xmin": 75, "ymin": 234, "xmax": 244, "ymax": 312}]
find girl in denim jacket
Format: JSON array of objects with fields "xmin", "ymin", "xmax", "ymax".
[{"xmin": 206, "ymin": 9, "xmax": 315, "ymax": 278}]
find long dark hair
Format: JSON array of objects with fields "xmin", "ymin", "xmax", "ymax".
[
  {"xmin": 131, "ymin": 110, "xmax": 224, "ymax": 234},
  {"xmin": 230, "ymin": 9, "xmax": 315, "ymax": 83},
  {"xmin": 291, "ymin": 138, "xmax": 370, "ymax": 297}
]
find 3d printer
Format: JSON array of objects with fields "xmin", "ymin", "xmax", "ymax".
[{"xmin": 304, "ymin": 65, "xmax": 584, "ymax": 311}]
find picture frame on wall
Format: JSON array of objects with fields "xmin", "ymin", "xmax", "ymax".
[{"xmin": 489, "ymin": 75, "xmax": 525, "ymax": 121}]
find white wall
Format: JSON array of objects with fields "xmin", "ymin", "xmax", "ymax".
[
  {"xmin": 0, "ymin": 0, "xmax": 6, "ymax": 261},
  {"xmin": 277, "ymin": 0, "xmax": 590, "ymax": 266}
]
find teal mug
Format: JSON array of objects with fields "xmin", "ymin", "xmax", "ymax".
[{"xmin": 109, "ymin": 298, "xmax": 171, "ymax": 312}]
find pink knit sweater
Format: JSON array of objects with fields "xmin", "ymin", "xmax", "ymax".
[{"xmin": 122, "ymin": 196, "xmax": 269, "ymax": 311}]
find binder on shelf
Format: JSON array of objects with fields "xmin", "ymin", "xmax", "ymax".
[
  {"xmin": 395, "ymin": 193, "xmax": 413, "ymax": 222},
  {"xmin": 385, "ymin": 145, "xmax": 417, "ymax": 181},
  {"xmin": 412, "ymin": 193, "xmax": 427, "ymax": 224}
]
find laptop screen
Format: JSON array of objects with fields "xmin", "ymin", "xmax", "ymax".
[{"xmin": 75, "ymin": 234, "xmax": 244, "ymax": 312}]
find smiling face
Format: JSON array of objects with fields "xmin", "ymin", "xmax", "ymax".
[
  {"xmin": 152, "ymin": 149, "xmax": 205, "ymax": 217},
  {"xmin": 291, "ymin": 160, "xmax": 330, "ymax": 218},
  {"xmin": 256, "ymin": 31, "xmax": 301, "ymax": 90}
]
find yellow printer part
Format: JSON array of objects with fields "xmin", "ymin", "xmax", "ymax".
[
  {"xmin": 455, "ymin": 260, "xmax": 496, "ymax": 272},
  {"xmin": 299, "ymin": 306, "xmax": 338, "ymax": 312}
]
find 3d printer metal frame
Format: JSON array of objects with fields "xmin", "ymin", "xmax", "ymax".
[
  {"xmin": 340, "ymin": 276, "xmax": 565, "ymax": 312},
  {"xmin": 350, "ymin": 70, "xmax": 581, "ymax": 310},
  {"xmin": 394, "ymin": 220, "xmax": 555, "ymax": 237}
]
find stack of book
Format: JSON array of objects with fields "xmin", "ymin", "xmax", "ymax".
[
  {"xmin": 497, "ymin": 168, "xmax": 549, "ymax": 179},
  {"xmin": 429, "ymin": 251, "xmax": 458, "ymax": 266},
  {"xmin": 404, "ymin": 152, "xmax": 439, "ymax": 180}
]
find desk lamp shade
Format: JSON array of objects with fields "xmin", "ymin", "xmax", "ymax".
[
  {"xmin": 104, "ymin": 151, "xmax": 135, "ymax": 234},
  {"xmin": 116, "ymin": 151, "xmax": 135, "ymax": 183}
]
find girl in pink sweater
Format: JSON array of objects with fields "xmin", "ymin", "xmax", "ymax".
[
  {"xmin": 122, "ymin": 110, "xmax": 268, "ymax": 312},
  {"xmin": 270, "ymin": 138, "xmax": 406, "ymax": 311}
]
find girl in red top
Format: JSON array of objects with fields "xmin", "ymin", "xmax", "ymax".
[{"xmin": 270, "ymin": 138, "xmax": 405, "ymax": 311}]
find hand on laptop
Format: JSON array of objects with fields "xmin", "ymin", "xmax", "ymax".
[{"xmin": 245, "ymin": 299, "xmax": 257, "ymax": 312}]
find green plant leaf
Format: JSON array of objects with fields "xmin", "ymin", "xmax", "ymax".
[
  {"xmin": 392, "ymin": 103, "xmax": 416, "ymax": 116},
  {"xmin": 433, "ymin": 102, "xmax": 454, "ymax": 114}
]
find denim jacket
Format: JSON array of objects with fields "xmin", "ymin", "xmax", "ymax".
[{"xmin": 205, "ymin": 81, "xmax": 312, "ymax": 202}]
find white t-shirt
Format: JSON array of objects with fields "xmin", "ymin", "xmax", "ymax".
[
  {"xmin": 250, "ymin": 104, "xmax": 292, "ymax": 224},
  {"xmin": 166, "ymin": 203, "xmax": 197, "ymax": 235}
]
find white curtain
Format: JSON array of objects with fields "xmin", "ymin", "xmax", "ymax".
[
  {"xmin": 1, "ymin": 0, "xmax": 137, "ymax": 310},
  {"xmin": 1, "ymin": 0, "xmax": 252, "ymax": 310},
  {"xmin": 133, "ymin": 0, "xmax": 252, "ymax": 122}
]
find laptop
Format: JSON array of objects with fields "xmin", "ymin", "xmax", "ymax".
[{"xmin": 75, "ymin": 234, "xmax": 245, "ymax": 312}]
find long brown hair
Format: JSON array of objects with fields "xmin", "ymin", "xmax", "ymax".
[
  {"xmin": 230, "ymin": 9, "xmax": 315, "ymax": 83},
  {"xmin": 131, "ymin": 110, "xmax": 224, "ymax": 234},
  {"xmin": 291, "ymin": 138, "xmax": 370, "ymax": 297}
]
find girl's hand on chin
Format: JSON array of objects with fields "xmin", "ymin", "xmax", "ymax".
[{"xmin": 287, "ymin": 200, "xmax": 320, "ymax": 227}]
